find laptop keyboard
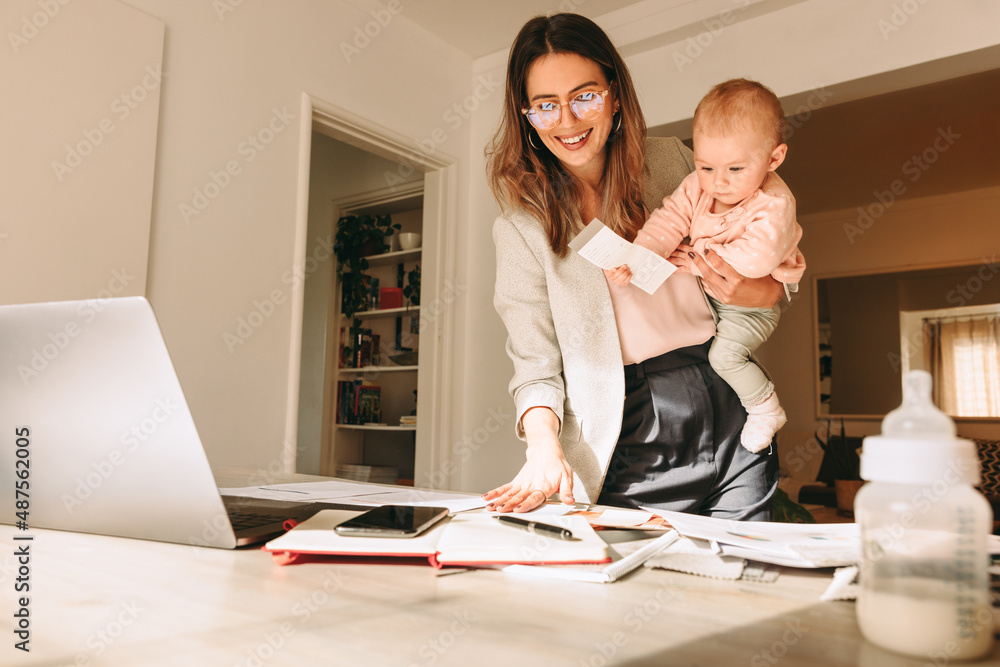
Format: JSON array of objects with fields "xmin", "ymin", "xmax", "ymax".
[{"xmin": 228, "ymin": 511, "xmax": 285, "ymax": 531}]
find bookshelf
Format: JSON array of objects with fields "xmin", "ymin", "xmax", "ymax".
[{"xmin": 325, "ymin": 186, "xmax": 423, "ymax": 485}]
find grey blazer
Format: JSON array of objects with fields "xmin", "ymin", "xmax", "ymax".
[{"xmin": 493, "ymin": 136, "xmax": 698, "ymax": 503}]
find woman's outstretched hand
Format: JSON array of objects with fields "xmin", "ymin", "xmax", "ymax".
[
  {"xmin": 672, "ymin": 243, "xmax": 783, "ymax": 309},
  {"xmin": 481, "ymin": 407, "xmax": 575, "ymax": 512}
]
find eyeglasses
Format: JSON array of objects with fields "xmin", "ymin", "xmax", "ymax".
[{"xmin": 521, "ymin": 89, "xmax": 610, "ymax": 131}]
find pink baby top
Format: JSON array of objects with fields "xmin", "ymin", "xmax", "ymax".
[
  {"xmin": 605, "ymin": 271, "xmax": 716, "ymax": 365},
  {"xmin": 637, "ymin": 171, "xmax": 806, "ymax": 298}
]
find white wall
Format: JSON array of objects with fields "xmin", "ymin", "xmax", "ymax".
[
  {"xmin": 1, "ymin": 0, "xmax": 163, "ymax": 304},
  {"xmin": 455, "ymin": 0, "xmax": 1000, "ymax": 493},
  {"xmin": 112, "ymin": 0, "xmax": 472, "ymax": 469},
  {"xmin": 761, "ymin": 186, "xmax": 1000, "ymax": 445}
]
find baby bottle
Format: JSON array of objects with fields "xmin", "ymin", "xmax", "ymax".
[{"xmin": 855, "ymin": 370, "xmax": 993, "ymax": 660}]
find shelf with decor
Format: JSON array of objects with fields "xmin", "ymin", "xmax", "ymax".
[{"xmin": 326, "ymin": 187, "xmax": 423, "ymax": 486}]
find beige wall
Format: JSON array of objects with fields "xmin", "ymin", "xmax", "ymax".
[
  {"xmin": 108, "ymin": 0, "xmax": 471, "ymax": 469},
  {"xmin": 1, "ymin": 0, "xmax": 163, "ymax": 304},
  {"xmin": 763, "ymin": 186, "xmax": 1000, "ymax": 447}
]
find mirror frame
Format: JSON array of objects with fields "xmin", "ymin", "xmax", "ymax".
[{"xmin": 813, "ymin": 261, "xmax": 1000, "ymax": 422}]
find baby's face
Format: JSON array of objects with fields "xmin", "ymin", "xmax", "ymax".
[{"xmin": 692, "ymin": 130, "xmax": 784, "ymax": 213}]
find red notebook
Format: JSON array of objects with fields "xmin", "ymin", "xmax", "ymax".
[{"xmin": 263, "ymin": 510, "xmax": 611, "ymax": 569}]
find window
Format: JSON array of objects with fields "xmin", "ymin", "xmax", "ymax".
[{"xmin": 922, "ymin": 314, "xmax": 1000, "ymax": 418}]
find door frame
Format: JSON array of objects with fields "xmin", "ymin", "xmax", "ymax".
[{"xmin": 287, "ymin": 92, "xmax": 457, "ymax": 486}]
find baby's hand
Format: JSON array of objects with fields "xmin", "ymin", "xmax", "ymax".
[{"xmin": 604, "ymin": 265, "xmax": 632, "ymax": 286}]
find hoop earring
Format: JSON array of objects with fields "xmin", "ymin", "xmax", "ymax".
[
  {"xmin": 611, "ymin": 111, "xmax": 622, "ymax": 135},
  {"xmin": 527, "ymin": 129, "xmax": 542, "ymax": 151}
]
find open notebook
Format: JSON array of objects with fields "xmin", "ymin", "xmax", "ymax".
[{"xmin": 264, "ymin": 510, "xmax": 611, "ymax": 568}]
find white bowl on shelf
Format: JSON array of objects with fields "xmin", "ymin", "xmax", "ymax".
[{"xmin": 398, "ymin": 233, "xmax": 421, "ymax": 251}]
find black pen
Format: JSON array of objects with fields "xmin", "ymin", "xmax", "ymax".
[{"xmin": 493, "ymin": 515, "xmax": 575, "ymax": 540}]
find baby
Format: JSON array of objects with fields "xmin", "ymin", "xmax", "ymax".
[{"xmin": 611, "ymin": 78, "xmax": 805, "ymax": 452}]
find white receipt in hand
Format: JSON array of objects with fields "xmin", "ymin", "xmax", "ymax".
[{"xmin": 568, "ymin": 219, "xmax": 676, "ymax": 295}]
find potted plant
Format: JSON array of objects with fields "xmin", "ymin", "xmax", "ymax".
[
  {"xmin": 402, "ymin": 265, "xmax": 420, "ymax": 308},
  {"xmin": 334, "ymin": 213, "xmax": 400, "ymax": 321},
  {"xmin": 816, "ymin": 419, "xmax": 864, "ymax": 517}
]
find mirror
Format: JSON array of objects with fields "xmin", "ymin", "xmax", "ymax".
[{"xmin": 815, "ymin": 260, "xmax": 1000, "ymax": 419}]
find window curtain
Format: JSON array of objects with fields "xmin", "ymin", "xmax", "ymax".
[{"xmin": 923, "ymin": 315, "xmax": 1000, "ymax": 417}]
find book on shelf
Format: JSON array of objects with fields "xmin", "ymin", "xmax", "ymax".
[
  {"xmin": 345, "ymin": 328, "xmax": 381, "ymax": 369},
  {"xmin": 335, "ymin": 380, "xmax": 381, "ymax": 425},
  {"xmin": 399, "ymin": 415, "xmax": 417, "ymax": 426},
  {"xmin": 264, "ymin": 511, "xmax": 611, "ymax": 569}
]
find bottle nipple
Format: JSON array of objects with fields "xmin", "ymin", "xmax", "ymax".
[{"xmin": 881, "ymin": 370, "xmax": 955, "ymax": 439}]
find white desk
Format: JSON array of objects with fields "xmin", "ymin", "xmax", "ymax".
[{"xmin": 3, "ymin": 471, "xmax": 999, "ymax": 666}]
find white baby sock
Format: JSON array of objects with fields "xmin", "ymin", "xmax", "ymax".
[{"xmin": 741, "ymin": 392, "xmax": 786, "ymax": 453}]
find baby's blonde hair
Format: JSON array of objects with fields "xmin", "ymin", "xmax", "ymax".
[{"xmin": 693, "ymin": 78, "xmax": 786, "ymax": 148}]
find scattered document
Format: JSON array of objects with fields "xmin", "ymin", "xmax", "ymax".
[
  {"xmin": 220, "ymin": 480, "xmax": 488, "ymax": 513},
  {"xmin": 568, "ymin": 218, "xmax": 676, "ymax": 295},
  {"xmin": 337, "ymin": 489, "xmax": 487, "ymax": 513},
  {"xmin": 647, "ymin": 509, "xmax": 861, "ymax": 568}
]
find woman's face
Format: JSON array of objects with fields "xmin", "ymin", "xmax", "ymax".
[{"xmin": 524, "ymin": 52, "xmax": 616, "ymax": 179}]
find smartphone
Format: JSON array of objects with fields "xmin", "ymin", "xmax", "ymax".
[{"xmin": 333, "ymin": 505, "xmax": 449, "ymax": 538}]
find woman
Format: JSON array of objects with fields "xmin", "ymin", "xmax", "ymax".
[{"xmin": 482, "ymin": 13, "xmax": 783, "ymax": 518}]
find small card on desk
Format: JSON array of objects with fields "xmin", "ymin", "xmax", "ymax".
[{"xmin": 263, "ymin": 510, "xmax": 611, "ymax": 568}]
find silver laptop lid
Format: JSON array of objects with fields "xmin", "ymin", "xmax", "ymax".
[{"xmin": 0, "ymin": 297, "xmax": 237, "ymax": 548}]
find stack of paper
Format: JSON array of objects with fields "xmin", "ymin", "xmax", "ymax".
[{"xmin": 648, "ymin": 509, "xmax": 861, "ymax": 568}]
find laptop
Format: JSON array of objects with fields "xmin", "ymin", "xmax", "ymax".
[{"xmin": 0, "ymin": 296, "xmax": 315, "ymax": 548}]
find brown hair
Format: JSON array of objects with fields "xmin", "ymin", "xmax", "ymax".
[
  {"xmin": 693, "ymin": 78, "xmax": 786, "ymax": 148},
  {"xmin": 485, "ymin": 13, "xmax": 647, "ymax": 256}
]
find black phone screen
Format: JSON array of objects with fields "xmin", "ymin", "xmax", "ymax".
[{"xmin": 334, "ymin": 505, "xmax": 449, "ymax": 537}]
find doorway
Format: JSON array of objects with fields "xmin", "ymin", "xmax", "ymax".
[{"xmin": 286, "ymin": 93, "xmax": 456, "ymax": 484}]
